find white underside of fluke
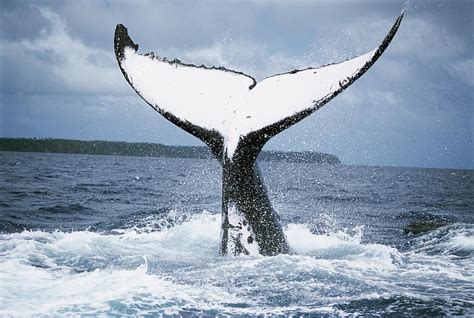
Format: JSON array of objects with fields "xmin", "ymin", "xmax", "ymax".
[{"xmin": 121, "ymin": 47, "xmax": 375, "ymax": 158}]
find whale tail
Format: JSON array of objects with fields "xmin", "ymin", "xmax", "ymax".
[
  {"xmin": 114, "ymin": 13, "xmax": 403, "ymax": 164},
  {"xmin": 114, "ymin": 13, "xmax": 403, "ymax": 255}
]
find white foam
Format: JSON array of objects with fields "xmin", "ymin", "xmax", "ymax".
[
  {"xmin": 1, "ymin": 213, "xmax": 472, "ymax": 316},
  {"xmin": 1, "ymin": 258, "xmax": 244, "ymax": 316},
  {"xmin": 443, "ymin": 229, "xmax": 474, "ymax": 252},
  {"xmin": 285, "ymin": 223, "xmax": 402, "ymax": 272}
]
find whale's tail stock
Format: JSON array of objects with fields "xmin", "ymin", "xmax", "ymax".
[{"xmin": 114, "ymin": 12, "xmax": 403, "ymax": 256}]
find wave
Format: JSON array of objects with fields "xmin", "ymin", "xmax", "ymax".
[
  {"xmin": 1, "ymin": 211, "xmax": 472, "ymax": 316},
  {"xmin": 410, "ymin": 223, "xmax": 474, "ymax": 257}
]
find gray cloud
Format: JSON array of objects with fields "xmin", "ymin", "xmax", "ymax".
[
  {"xmin": 0, "ymin": 7, "xmax": 127, "ymax": 95},
  {"xmin": 444, "ymin": 58, "xmax": 474, "ymax": 87},
  {"xmin": 0, "ymin": 0, "xmax": 51, "ymax": 41}
]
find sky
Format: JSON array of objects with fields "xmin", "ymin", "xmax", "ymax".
[{"xmin": 0, "ymin": 0, "xmax": 472, "ymax": 169}]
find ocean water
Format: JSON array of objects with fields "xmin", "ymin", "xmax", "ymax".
[{"xmin": 0, "ymin": 151, "xmax": 472, "ymax": 316}]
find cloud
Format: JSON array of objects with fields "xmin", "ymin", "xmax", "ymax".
[
  {"xmin": 390, "ymin": 16, "xmax": 468, "ymax": 60},
  {"xmin": 337, "ymin": 11, "xmax": 468, "ymax": 62},
  {"xmin": 0, "ymin": 1, "xmax": 51, "ymax": 41},
  {"xmin": 178, "ymin": 38, "xmax": 299, "ymax": 80},
  {"xmin": 1, "ymin": 7, "xmax": 125, "ymax": 95},
  {"xmin": 444, "ymin": 58, "xmax": 474, "ymax": 87}
]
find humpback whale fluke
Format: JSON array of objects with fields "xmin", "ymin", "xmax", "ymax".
[{"xmin": 114, "ymin": 12, "xmax": 403, "ymax": 256}]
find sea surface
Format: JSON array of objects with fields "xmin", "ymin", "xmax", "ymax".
[{"xmin": 0, "ymin": 151, "xmax": 473, "ymax": 316}]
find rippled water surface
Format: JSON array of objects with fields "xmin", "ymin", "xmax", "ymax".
[{"xmin": 1, "ymin": 151, "xmax": 473, "ymax": 316}]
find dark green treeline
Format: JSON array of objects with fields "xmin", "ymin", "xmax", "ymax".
[{"xmin": 0, "ymin": 138, "xmax": 340, "ymax": 164}]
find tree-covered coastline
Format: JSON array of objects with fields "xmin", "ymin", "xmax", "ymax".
[{"xmin": 0, "ymin": 138, "xmax": 340, "ymax": 164}]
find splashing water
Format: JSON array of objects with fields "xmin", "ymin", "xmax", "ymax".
[{"xmin": 1, "ymin": 211, "xmax": 472, "ymax": 316}]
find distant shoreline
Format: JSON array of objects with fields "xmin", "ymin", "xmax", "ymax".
[{"xmin": 0, "ymin": 138, "xmax": 340, "ymax": 164}]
